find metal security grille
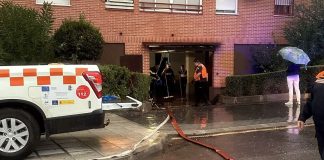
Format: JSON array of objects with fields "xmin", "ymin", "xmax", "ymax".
[
  {"xmin": 139, "ymin": 0, "xmax": 202, "ymax": 14},
  {"xmin": 275, "ymin": 0, "xmax": 293, "ymax": 5},
  {"xmin": 105, "ymin": 0, "xmax": 134, "ymax": 10},
  {"xmin": 274, "ymin": 0, "xmax": 294, "ymax": 16}
]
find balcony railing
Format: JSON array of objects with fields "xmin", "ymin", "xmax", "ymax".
[
  {"xmin": 105, "ymin": 0, "xmax": 134, "ymax": 10},
  {"xmin": 139, "ymin": 2, "xmax": 203, "ymax": 14}
]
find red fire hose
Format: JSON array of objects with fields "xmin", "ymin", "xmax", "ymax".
[{"xmin": 167, "ymin": 108, "xmax": 235, "ymax": 160}]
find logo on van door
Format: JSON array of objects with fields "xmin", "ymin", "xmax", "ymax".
[{"xmin": 76, "ymin": 85, "xmax": 90, "ymax": 99}]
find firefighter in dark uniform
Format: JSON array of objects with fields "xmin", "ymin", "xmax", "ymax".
[
  {"xmin": 193, "ymin": 58, "xmax": 210, "ymax": 106},
  {"xmin": 149, "ymin": 64, "xmax": 159, "ymax": 100},
  {"xmin": 162, "ymin": 63, "xmax": 175, "ymax": 97},
  {"xmin": 179, "ymin": 65, "xmax": 187, "ymax": 98},
  {"xmin": 298, "ymin": 71, "xmax": 324, "ymax": 159}
]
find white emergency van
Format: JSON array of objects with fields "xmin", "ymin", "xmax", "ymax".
[{"xmin": 0, "ymin": 64, "xmax": 141, "ymax": 159}]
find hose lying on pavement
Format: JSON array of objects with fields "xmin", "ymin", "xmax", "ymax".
[
  {"xmin": 94, "ymin": 105, "xmax": 234, "ymax": 160},
  {"xmin": 93, "ymin": 114, "xmax": 170, "ymax": 160},
  {"xmin": 167, "ymin": 108, "xmax": 235, "ymax": 160}
]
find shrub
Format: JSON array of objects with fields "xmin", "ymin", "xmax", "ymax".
[
  {"xmin": 224, "ymin": 65, "xmax": 324, "ymax": 97},
  {"xmin": 99, "ymin": 65, "xmax": 151, "ymax": 101},
  {"xmin": 252, "ymin": 45, "xmax": 286, "ymax": 73},
  {"xmin": 0, "ymin": 1, "xmax": 54, "ymax": 65},
  {"xmin": 53, "ymin": 15, "xmax": 104, "ymax": 63},
  {"xmin": 99, "ymin": 65, "xmax": 132, "ymax": 99},
  {"xmin": 284, "ymin": 0, "xmax": 324, "ymax": 64},
  {"xmin": 130, "ymin": 73, "xmax": 151, "ymax": 101}
]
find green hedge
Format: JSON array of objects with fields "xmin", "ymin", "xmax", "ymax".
[
  {"xmin": 129, "ymin": 72, "xmax": 151, "ymax": 101},
  {"xmin": 99, "ymin": 65, "xmax": 150, "ymax": 101},
  {"xmin": 99, "ymin": 65, "xmax": 131, "ymax": 99},
  {"xmin": 225, "ymin": 65, "xmax": 324, "ymax": 97}
]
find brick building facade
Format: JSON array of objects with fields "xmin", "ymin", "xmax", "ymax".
[{"xmin": 13, "ymin": 0, "xmax": 301, "ymax": 90}]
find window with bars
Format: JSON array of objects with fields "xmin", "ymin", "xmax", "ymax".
[
  {"xmin": 274, "ymin": 0, "xmax": 294, "ymax": 16},
  {"xmin": 36, "ymin": 0, "xmax": 70, "ymax": 6},
  {"xmin": 105, "ymin": 0, "xmax": 134, "ymax": 10},
  {"xmin": 216, "ymin": 0, "xmax": 237, "ymax": 14},
  {"xmin": 139, "ymin": 0, "xmax": 202, "ymax": 14}
]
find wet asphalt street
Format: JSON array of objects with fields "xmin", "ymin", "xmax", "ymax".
[{"xmin": 147, "ymin": 126, "xmax": 319, "ymax": 160}]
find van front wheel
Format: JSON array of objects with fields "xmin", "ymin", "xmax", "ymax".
[{"xmin": 0, "ymin": 108, "xmax": 40, "ymax": 160}]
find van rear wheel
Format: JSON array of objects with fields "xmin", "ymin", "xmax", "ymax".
[{"xmin": 0, "ymin": 108, "xmax": 40, "ymax": 160}]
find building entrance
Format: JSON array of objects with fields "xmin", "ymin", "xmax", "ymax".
[{"xmin": 145, "ymin": 43, "xmax": 218, "ymax": 100}]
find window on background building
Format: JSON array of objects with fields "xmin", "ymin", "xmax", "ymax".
[
  {"xmin": 274, "ymin": 0, "xmax": 294, "ymax": 16},
  {"xmin": 173, "ymin": 0, "xmax": 186, "ymax": 10},
  {"xmin": 105, "ymin": 0, "xmax": 134, "ymax": 10},
  {"xmin": 139, "ymin": 0, "xmax": 202, "ymax": 13},
  {"xmin": 156, "ymin": 0, "xmax": 171, "ymax": 12},
  {"xmin": 36, "ymin": 0, "xmax": 70, "ymax": 6},
  {"xmin": 186, "ymin": 0, "xmax": 200, "ymax": 12},
  {"xmin": 216, "ymin": 0, "xmax": 237, "ymax": 14},
  {"xmin": 140, "ymin": 0, "xmax": 155, "ymax": 11}
]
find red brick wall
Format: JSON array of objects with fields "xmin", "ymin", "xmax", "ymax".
[{"xmin": 12, "ymin": 0, "xmax": 304, "ymax": 87}]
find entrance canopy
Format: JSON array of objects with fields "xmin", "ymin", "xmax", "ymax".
[{"xmin": 143, "ymin": 42, "xmax": 220, "ymax": 52}]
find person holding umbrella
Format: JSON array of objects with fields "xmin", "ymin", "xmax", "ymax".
[
  {"xmin": 279, "ymin": 47, "xmax": 310, "ymax": 105},
  {"xmin": 285, "ymin": 62, "xmax": 301, "ymax": 105}
]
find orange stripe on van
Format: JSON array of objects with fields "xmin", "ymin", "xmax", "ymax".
[
  {"xmin": 23, "ymin": 68, "xmax": 37, "ymax": 77},
  {"xmin": 76, "ymin": 68, "xmax": 88, "ymax": 76},
  {"xmin": 0, "ymin": 69, "xmax": 9, "ymax": 77},
  {"xmin": 63, "ymin": 76, "xmax": 76, "ymax": 84},
  {"xmin": 10, "ymin": 77, "xmax": 24, "ymax": 86},
  {"xmin": 37, "ymin": 76, "xmax": 50, "ymax": 85},
  {"xmin": 50, "ymin": 68, "xmax": 63, "ymax": 76}
]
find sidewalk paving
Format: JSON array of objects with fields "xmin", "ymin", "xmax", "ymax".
[{"xmin": 26, "ymin": 113, "xmax": 164, "ymax": 160}]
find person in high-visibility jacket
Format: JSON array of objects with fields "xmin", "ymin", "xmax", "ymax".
[
  {"xmin": 298, "ymin": 71, "xmax": 324, "ymax": 159},
  {"xmin": 193, "ymin": 58, "xmax": 210, "ymax": 106}
]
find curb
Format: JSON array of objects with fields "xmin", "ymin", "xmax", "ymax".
[
  {"xmin": 220, "ymin": 93, "xmax": 311, "ymax": 105},
  {"xmin": 161, "ymin": 120, "xmax": 314, "ymax": 137}
]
